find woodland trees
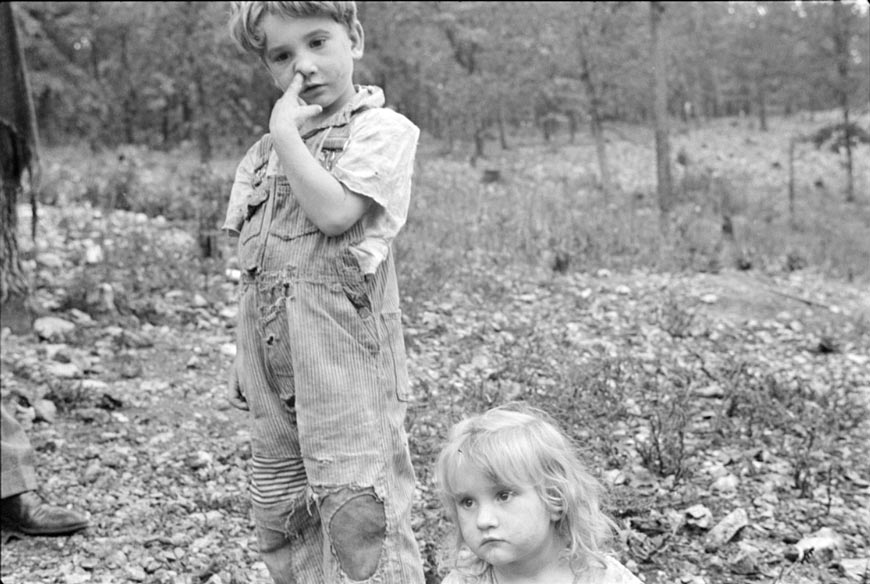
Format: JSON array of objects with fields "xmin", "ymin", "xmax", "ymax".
[{"xmin": 11, "ymin": 1, "xmax": 868, "ymax": 161}]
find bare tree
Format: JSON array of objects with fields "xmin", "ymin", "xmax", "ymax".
[
  {"xmin": 650, "ymin": 1, "xmax": 673, "ymax": 230},
  {"xmin": 0, "ymin": 2, "xmax": 39, "ymax": 333},
  {"xmin": 833, "ymin": 0, "xmax": 855, "ymax": 203},
  {"xmin": 576, "ymin": 6, "xmax": 613, "ymax": 200}
]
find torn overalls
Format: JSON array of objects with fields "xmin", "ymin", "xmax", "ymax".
[{"xmin": 223, "ymin": 87, "xmax": 424, "ymax": 584}]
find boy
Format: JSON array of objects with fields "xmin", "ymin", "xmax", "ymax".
[{"xmin": 223, "ymin": 2, "xmax": 424, "ymax": 583}]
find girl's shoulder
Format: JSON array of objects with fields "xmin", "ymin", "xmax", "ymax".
[
  {"xmin": 577, "ymin": 556, "xmax": 643, "ymax": 584},
  {"xmin": 440, "ymin": 569, "xmax": 493, "ymax": 584}
]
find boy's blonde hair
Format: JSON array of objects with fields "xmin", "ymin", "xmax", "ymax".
[
  {"xmin": 228, "ymin": 1, "xmax": 359, "ymax": 57},
  {"xmin": 434, "ymin": 403, "xmax": 617, "ymax": 575}
]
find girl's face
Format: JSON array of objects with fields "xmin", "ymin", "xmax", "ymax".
[
  {"xmin": 452, "ymin": 462, "xmax": 564, "ymax": 577},
  {"xmin": 261, "ymin": 13, "xmax": 363, "ymax": 120}
]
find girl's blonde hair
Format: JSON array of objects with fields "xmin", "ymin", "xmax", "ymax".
[
  {"xmin": 228, "ymin": 1, "xmax": 359, "ymax": 57},
  {"xmin": 434, "ymin": 403, "xmax": 617, "ymax": 575}
]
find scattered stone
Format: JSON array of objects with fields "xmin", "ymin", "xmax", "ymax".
[
  {"xmin": 34, "ymin": 316, "xmax": 76, "ymax": 342},
  {"xmin": 45, "ymin": 362, "xmax": 82, "ymax": 379},
  {"xmin": 792, "ymin": 527, "xmax": 843, "ymax": 563},
  {"xmin": 118, "ymin": 355, "xmax": 143, "ymax": 379},
  {"xmin": 704, "ymin": 508, "xmax": 749, "ymax": 551},
  {"xmin": 838, "ymin": 558, "xmax": 870, "ymax": 581},
  {"xmin": 81, "ymin": 379, "xmax": 110, "ymax": 392},
  {"xmin": 32, "ymin": 399, "xmax": 58, "ymax": 423},
  {"xmin": 67, "ymin": 309, "xmax": 95, "ymax": 325},
  {"xmin": 730, "ymin": 542, "xmax": 761, "ymax": 575},
  {"xmin": 700, "ymin": 293, "xmax": 718, "ymax": 304},
  {"xmin": 187, "ymin": 450, "xmax": 213, "ymax": 470},
  {"xmin": 193, "ymin": 294, "xmax": 209, "ymax": 308},
  {"xmin": 685, "ymin": 504, "xmax": 713, "ymax": 530},
  {"xmin": 37, "ymin": 252, "xmax": 65, "ymax": 268},
  {"xmin": 79, "ymin": 557, "xmax": 99, "ymax": 570},
  {"xmin": 615, "ymin": 285, "xmax": 631, "ymax": 295},
  {"xmin": 693, "ymin": 384, "xmax": 724, "ymax": 398},
  {"xmin": 220, "ymin": 343, "xmax": 237, "ymax": 357},
  {"xmin": 125, "ymin": 564, "xmax": 147, "ymax": 582},
  {"xmin": 83, "ymin": 461, "xmax": 102, "ymax": 484},
  {"xmin": 711, "ymin": 473, "xmax": 739, "ymax": 493}
]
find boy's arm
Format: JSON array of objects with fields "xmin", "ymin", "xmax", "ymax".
[
  {"xmin": 270, "ymin": 73, "xmax": 371, "ymax": 236},
  {"xmin": 222, "ymin": 139, "xmax": 263, "ymax": 238}
]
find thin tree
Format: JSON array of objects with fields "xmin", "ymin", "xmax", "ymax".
[
  {"xmin": 833, "ymin": 0, "xmax": 855, "ymax": 203},
  {"xmin": 0, "ymin": 2, "xmax": 39, "ymax": 333},
  {"xmin": 650, "ymin": 1, "xmax": 673, "ymax": 230},
  {"xmin": 576, "ymin": 6, "xmax": 613, "ymax": 200}
]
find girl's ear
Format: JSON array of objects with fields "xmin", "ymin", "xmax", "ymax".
[{"xmin": 349, "ymin": 21, "xmax": 364, "ymax": 59}]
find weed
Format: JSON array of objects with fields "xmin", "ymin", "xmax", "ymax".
[
  {"xmin": 635, "ymin": 377, "xmax": 691, "ymax": 481},
  {"xmin": 653, "ymin": 292, "xmax": 695, "ymax": 339}
]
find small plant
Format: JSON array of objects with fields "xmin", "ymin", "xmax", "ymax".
[
  {"xmin": 636, "ymin": 398, "xmax": 689, "ymax": 480},
  {"xmin": 653, "ymin": 292, "xmax": 695, "ymax": 339}
]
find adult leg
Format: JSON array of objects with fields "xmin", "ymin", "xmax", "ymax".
[
  {"xmin": 1, "ymin": 403, "xmax": 89, "ymax": 536},
  {"xmin": 1, "ymin": 402, "xmax": 37, "ymax": 499}
]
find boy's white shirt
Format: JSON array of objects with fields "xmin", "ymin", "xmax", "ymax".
[{"xmin": 223, "ymin": 85, "xmax": 420, "ymax": 274}]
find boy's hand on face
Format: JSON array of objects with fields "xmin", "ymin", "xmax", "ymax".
[{"xmin": 270, "ymin": 72, "xmax": 323, "ymax": 136}]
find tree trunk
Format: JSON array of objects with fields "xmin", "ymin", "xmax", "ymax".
[
  {"xmin": 577, "ymin": 23, "xmax": 612, "ymax": 200},
  {"xmin": 756, "ymin": 77, "xmax": 768, "ymax": 132},
  {"xmin": 497, "ymin": 103, "xmax": 509, "ymax": 151},
  {"xmin": 650, "ymin": 1, "xmax": 673, "ymax": 229},
  {"xmin": 0, "ymin": 2, "xmax": 38, "ymax": 332},
  {"xmin": 834, "ymin": 0, "xmax": 854, "ymax": 203}
]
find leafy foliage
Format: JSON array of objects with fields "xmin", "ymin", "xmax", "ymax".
[{"xmin": 12, "ymin": 1, "xmax": 870, "ymax": 158}]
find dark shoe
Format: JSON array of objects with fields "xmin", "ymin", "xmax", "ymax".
[{"xmin": 0, "ymin": 491, "xmax": 89, "ymax": 536}]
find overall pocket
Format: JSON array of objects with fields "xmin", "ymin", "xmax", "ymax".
[
  {"xmin": 238, "ymin": 186, "xmax": 269, "ymax": 270},
  {"xmin": 269, "ymin": 182, "xmax": 320, "ymax": 241},
  {"xmin": 259, "ymin": 280, "xmax": 296, "ymax": 403},
  {"xmin": 381, "ymin": 312, "xmax": 411, "ymax": 402}
]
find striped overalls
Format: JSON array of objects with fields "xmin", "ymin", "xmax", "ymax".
[{"xmin": 233, "ymin": 118, "xmax": 424, "ymax": 583}]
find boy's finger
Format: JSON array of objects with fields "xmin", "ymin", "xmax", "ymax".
[
  {"xmin": 285, "ymin": 72, "xmax": 304, "ymax": 97},
  {"xmin": 298, "ymin": 104, "xmax": 323, "ymax": 120}
]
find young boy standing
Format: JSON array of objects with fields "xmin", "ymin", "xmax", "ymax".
[{"xmin": 223, "ymin": 3, "xmax": 424, "ymax": 583}]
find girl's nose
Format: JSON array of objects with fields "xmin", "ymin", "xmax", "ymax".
[{"xmin": 476, "ymin": 503, "xmax": 498, "ymax": 530}]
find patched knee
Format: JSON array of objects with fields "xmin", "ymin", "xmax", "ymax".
[{"xmin": 322, "ymin": 489, "xmax": 386, "ymax": 581}]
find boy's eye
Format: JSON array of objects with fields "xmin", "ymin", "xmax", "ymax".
[
  {"xmin": 458, "ymin": 497, "xmax": 475, "ymax": 509},
  {"xmin": 272, "ymin": 52, "xmax": 290, "ymax": 63},
  {"xmin": 310, "ymin": 38, "xmax": 326, "ymax": 49}
]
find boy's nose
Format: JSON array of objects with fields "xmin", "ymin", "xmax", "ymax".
[{"xmin": 294, "ymin": 56, "xmax": 316, "ymax": 77}]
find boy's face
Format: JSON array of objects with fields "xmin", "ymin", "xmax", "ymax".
[{"xmin": 261, "ymin": 13, "xmax": 364, "ymax": 120}]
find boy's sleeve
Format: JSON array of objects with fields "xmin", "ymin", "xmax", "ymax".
[
  {"xmin": 221, "ymin": 139, "xmax": 264, "ymax": 236},
  {"xmin": 331, "ymin": 109, "xmax": 420, "ymax": 229}
]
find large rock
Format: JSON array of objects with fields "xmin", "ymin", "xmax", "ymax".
[
  {"xmin": 704, "ymin": 508, "xmax": 749, "ymax": 551},
  {"xmin": 33, "ymin": 316, "xmax": 75, "ymax": 342}
]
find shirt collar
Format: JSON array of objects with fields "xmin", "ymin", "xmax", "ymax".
[{"xmin": 300, "ymin": 85, "xmax": 385, "ymax": 138}]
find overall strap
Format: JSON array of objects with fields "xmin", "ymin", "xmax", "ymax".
[{"xmin": 253, "ymin": 133, "xmax": 273, "ymax": 180}]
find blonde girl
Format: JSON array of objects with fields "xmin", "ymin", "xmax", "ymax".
[{"xmin": 435, "ymin": 403, "xmax": 642, "ymax": 584}]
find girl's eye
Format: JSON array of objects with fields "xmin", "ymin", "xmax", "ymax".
[
  {"xmin": 272, "ymin": 52, "xmax": 290, "ymax": 63},
  {"xmin": 459, "ymin": 498, "xmax": 474, "ymax": 509},
  {"xmin": 496, "ymin": 490, "xmax": 513, "ymax": 502},
  {"xmin": 310, "ymin": 38, "xmax": 325, "ymax": 49}
]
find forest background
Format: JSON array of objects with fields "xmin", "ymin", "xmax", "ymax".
[{"xmin": 1, "ymin": 1, "xmax": 870, "ymax": 584}]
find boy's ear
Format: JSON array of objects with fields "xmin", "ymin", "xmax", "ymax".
[{"xmin": 349, "ymin": 21, "xmax": 364, "ymax": 59}]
